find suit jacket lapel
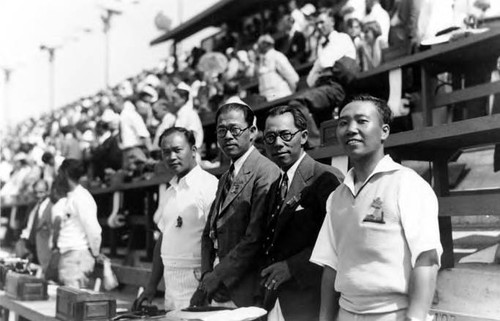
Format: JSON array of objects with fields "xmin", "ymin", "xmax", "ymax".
[{"xmin": 217, "ymin": 149, "xmax": 259, "ymax": 226}]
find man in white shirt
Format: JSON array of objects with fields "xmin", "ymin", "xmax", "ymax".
[
  {"xmin": 169, "ymin": 84, "xmax": 204, "ymax": 150},
  {"xmin": 310, "ymin": 95, "xmax": 441, "ymax": 321},
  {"xmin": 55, "ymin": 159, "xmax": 102, "ymax": 289},
  {"xmin": 152, "ymin": 99, "xmax": 176, "ymax": 150},
  {"xmin": 133, "ymin": 127, "xmax": 218, "ymax": 310},
  {"xmin": 114, "ymin": 80, "xmax": 153, "ymax": 168},
  {"xmin": 255, "ymin": 34, "xmax": 299, "ymax": 101},
  {"xmin": 289, "ymin": 9, "xmax": 357, "ymax": 148}
]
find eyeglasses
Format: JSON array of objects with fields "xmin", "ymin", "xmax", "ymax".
[
  {"xmin": 263, "ymin": 130, "xmax": 302, "ymax": 145},
  {"xmin": 216, "ymin": 126, "xmax": 249, "ymax": 138}
]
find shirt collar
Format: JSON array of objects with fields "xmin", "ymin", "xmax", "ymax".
[
  {"xmin": 283, "ymin": 151, "xmax": 306, "ymax": 188},
  {"xmin": 169, "ymin": 164, "xmax": 202, "ymax": 189},
  {"xmin": 343, "ymin": 155, "xmax": 402, "ymax": 194},
  {"xmin": 176, "ymin": 100, "xmax": 193, "ymax": 117},
  {"xmin": 232, "ymin": 145, "xmax": 255, "ymax": 177}
]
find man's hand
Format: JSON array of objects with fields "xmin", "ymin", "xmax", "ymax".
[
  {"xmin": 131, "ymin": 286, "xmax": 156, "ymax": 311},
  {"xmin": 189, "ymin": 287, "xmax": 209, "ymax": 307},
  {"xmin": 261, "ymin": 261, "xmax": 292, "ymax": 291},
  {"xmin": 200, "ymin": 271, "xmax": 221, "ymax": 296},
  {"xmin": 107, "ymin": 213, "xmax": 126, "ymax": 229}
]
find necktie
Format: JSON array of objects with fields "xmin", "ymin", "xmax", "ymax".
[
  {"xmin": 219, "ymin": 163, "xmax": 235, "ymax": 209},
  {"xmin": 278, "ymin": 173, "xmax": 288, "ymax": 209},
  {"xmin": 263, "ymin": 173, "xmax": 289, "ymax": 254}
]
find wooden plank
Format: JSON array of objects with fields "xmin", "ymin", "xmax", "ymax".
[
  {"xmin": 312, "ymin": 114, "xmax": 500, "ymax": 159},
  {"xmin": 0, "ymin": 292, "xmax": 57, "ymax": 321},
  {"xmin": 434, "ymin": 81, "xmax": 500, "ymax": 108},
  {"xmin": 357, "ymin": 29, "xmax": 500, "ymax": 81},
  {"xmin": 438, "ymin": 189, "xmax": 500, "ymax": 217}
]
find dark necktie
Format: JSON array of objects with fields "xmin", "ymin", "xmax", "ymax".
[
  {"xmin": 27, "ymin": 201, "xmax": 42, "ymax": 246},
  {"xmin": 219, "ymin": 163, "xmax": 235, "ymax": 210},
  {"xmin": 263, "ymin": 173, "xmax": 289, "ymax": 254}
]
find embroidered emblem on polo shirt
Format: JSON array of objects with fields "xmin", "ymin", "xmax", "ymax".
[{"xmin": 363, "ymin": 197, "xmax": 385, "ymax": 224}]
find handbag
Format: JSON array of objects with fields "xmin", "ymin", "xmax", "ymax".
[{"xmin": 45, "ymin": 248, "xmax": 60, "ymax": 282}]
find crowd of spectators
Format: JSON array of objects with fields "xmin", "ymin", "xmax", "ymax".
[{"xmin": 1, "ymin": 0, "xmax": 498, "ymax": 203}]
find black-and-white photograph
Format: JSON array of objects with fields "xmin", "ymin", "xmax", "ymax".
[{"xmin": 1, "ymin": 0, "xmax": 499, "ymax": 320}]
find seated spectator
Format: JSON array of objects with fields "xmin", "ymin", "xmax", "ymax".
[
  {"xmin": 345, "ymin": 17, "xmax": 363, "ymax": 67},
  {"xmin": 289, "ymin": 10, "xmax": 357, "ymax": 148},
  {"xmin": 275, "ymin": 14, "xmax": 308, "ymax": 66},
  {"xmin": 359, "ymin": 21, "xmax": 388, "ymax": 71},
  {"xmin": 1, "ymin": 153, "xmax": 32, "ymax": 202},
  {"xmin": 255, "ymin": 35, "xmax": 300, "ymax": 101},
  {"xmin": 363, "ymin": 0, "xmax": 391, "ymax": 43}
]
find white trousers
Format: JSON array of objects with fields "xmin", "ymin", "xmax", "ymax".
[{"xmin": 163, "ymin": 265, "xmax": 201, "ymax": 310}]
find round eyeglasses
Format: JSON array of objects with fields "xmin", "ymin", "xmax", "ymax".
[
  {"xmin": 216, "ymin": 126, "xmax": 249, "ymax": 138},
  {"xmin": 263, "ymin": 130, "xmax": 302, "ymax": 145}
]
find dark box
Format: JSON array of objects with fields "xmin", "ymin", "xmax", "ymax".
[
  {"xmin": 320, "ymin": 119, "xmax": 339, "ymax": 146},
  {"xmin": 4, "ymin": 271, "xmax": 48, "ymax": 301},
  {"xmin": 56, "ymin": 286, "xmax": 116, "ymax": 321}
]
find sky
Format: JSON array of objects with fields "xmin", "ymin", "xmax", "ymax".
[{"xmin": 0, "ymin": 0, "xmax": 219, "ymax": 129}]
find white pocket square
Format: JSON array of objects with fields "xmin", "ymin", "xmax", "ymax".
[{"xmin": 295, "ymin": 205, "xmax": 304, "ymax": 211}]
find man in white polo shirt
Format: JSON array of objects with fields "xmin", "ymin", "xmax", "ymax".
[
  {"xmin": 311, "ymin": 95, "xmax": 442, "ymax": 321},
  {"xmin": 133, "ymin": 127, "xmax": 218, "ymax": 310}
]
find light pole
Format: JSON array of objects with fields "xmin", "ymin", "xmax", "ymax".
[
  {"xmin": 40, "ymin": 45, "xmax": 58, "ymax": 111},
  {"xmin": 101, "ymin": 8, "xmax": 122, "ymax": 88},
  {"xmin": 1, "ymin": 67, "xmax": 13, "ymax": 127}
]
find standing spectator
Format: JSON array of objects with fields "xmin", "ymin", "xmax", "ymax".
[
  {"xmin": 191, "ymin": 103, "xmax": 280, "ymax": 308},
  {"xmin": 90, "ymin": 121, "xmax": 122, "ymax": 180},
  {"xmin": 114, "ymin": 81, "xmax": 152, "ymax": 169},
  {"xmin": 41, "ymin": 151, "xmax": 64, "ymax": 188},
  {"xmin": 311, "ymin": 95, "xmax": 441, "ymax": 321},
  {"xmin": 260, "ymin": 106, "xmax": 342, "ymax": 321},
  {"xmin": 289, "ymin": 10, "xmax": 357, "ymax": 148},
  {"xmin": 15, "ymin": 179, "xmax": 52, "ymax": 273},
  {"xmin": 359, "ymin": 21, "xmax": 388, "ymax": 71},
  {"xmin": 54, "ymin": 159, "xmax": 102, "ymax": 288},
  {"xmin": 133, "ymin": 127, "xmax": 218, "ymax": 310},
  {"xmin": 275, "ymin": 14, "xmax": 308, "ymax": 67},
  {"xmin": 363, "ymin": 0, "xmax": 391, "ymax": 43},
  {"xmin": 152, "ymin": 99, "xmax": 176, "ymax": 149},
  {"xmin": 60, "ymin": 126, "xmax": 83, "ymax": 160},
  {"xmin": 255, "ymin": 35, "xmax": 300, "ymax": 102},
  {"xmin": 167, "ymin": 83, "xmax": 204, "ymax": 150}
]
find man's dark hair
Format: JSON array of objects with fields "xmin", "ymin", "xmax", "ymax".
[
  {"xmin": 174, "ymin": 88, "xmax": 190, "ymax": 102},
  {"xmin": 158, "ymin": 127, "xmax": 196, "ymax": 148},
  {"xmin": 267, "ymin": 105, "xmax": 307, "ymax": 131},
  {"xmin": 215, "ymin": 102, "xmax": 255, "ymax": 127},
  {"xmin": 59, "ymin": 158, "xmax": 85, "ymax": 182},
  {"xmin": 223, "ymin": 80, "xmax": 240, "ymax": 97},
  {"xmin": 41, "ymin": 152, "xmax": 54, "ymax": 164},
  {"xmin": 342, "ymin": 94, "xmax": 393, "ymax": 125}
]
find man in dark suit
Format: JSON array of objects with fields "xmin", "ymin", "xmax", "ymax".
[
  {"xmin": 192, "ymin": 103, "xmax": 280, "ymax": 307},
  {"xmin": 275, "ymin": 14, "xmax": 307, "ymax": 67},
  {"xmin": 260, "ymin": 105, "xmax": 342, "ymax": 321}
]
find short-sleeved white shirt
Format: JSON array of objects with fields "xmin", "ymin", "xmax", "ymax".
[
  {"xmin": 119, "ymin": 101, "xmax": 150, "ymax": 149},
  {"xmin": 311, "ymin": 155, "xmax": 442, "ymax": 314},
  {"xmin": 154, "ymin": 165, "xmax": 218, "ymax": 268}
]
